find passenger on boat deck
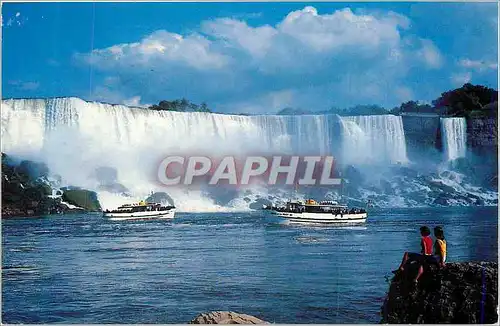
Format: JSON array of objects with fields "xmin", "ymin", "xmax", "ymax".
[{"xmin": 393, "ymin": 226, "xmax": 433, "ymax": 282}]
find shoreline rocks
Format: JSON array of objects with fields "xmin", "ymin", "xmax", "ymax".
[
  {"xmin": 381, "ymin": 262, "xmax": 498, "ymax": 323},
  {"xmin": 190, "ymin": 311, "xmax": 268, "ymax": 324}
]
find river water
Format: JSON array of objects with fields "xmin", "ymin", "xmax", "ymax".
[{"xmin": 2, "ymin": 207, "xmax": 497, "ymax": 323}]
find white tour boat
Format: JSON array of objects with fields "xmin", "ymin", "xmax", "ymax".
[
  {"xmin": 265, "ymin": 199, "xmax": 367, "ymax": 224},
  {"xmin": 103, "ymin": 201, "xmax": 176, "ymax": 221}
]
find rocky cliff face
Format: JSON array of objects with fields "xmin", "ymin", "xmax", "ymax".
[
  {"xmin": 467, "ymin": 117, "xmax": 498, "ymax": 156},
  {"xmin": 401, "ymin": 115, "xmax": 441, "ymax": 160},
  {"xmin": 381, "ymin": 262, "xmax": 498, "ymax": 323},
  {"xmin": 401, "ymin": 115, "xmax": 497, "ymax": 161},
  {"xmin": 1, "ymin": 153, "xmax": 101, "ymax": 217}
]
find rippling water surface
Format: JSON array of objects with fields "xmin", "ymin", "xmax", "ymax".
[{"xmin": 2, "ymin": 207, "xmax": 498, "ymax": 323}]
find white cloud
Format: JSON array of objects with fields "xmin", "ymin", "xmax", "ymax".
[
  {"xmin": 417, "ymin": 39, "xmax": 443, "ymax": 69},
  {"xmin": 21, "ymin": 82, "xmax": 39, "ymax": 90},
  {"xmin": 9, "ymin": 80, "xmax": 39, "ymax": 91},
  {"xmin": 277, "ymin": 7, "xmax": 405, "ymax": 53},
  {"xmin": 218, "ymin": 89, "xmax": 296, "ymax": 114},
  {"xmin": 81, "ymin": 30, "xmax": 229, "ymax": 71},
  {"xmin": 458, "ymin": 58, "xmax": 498, "ymax": 72},
  {"xmin": 122, "ymin": 96, "xmax": 143, "ymax": 107},
  {"xmin": 201, "ymin": 18, "xmax": 277, "ymax": 58},
  {"xmin": 395, "ymin": 86, "xmax": 414, "ymax": 102},
  {"xmin": 450, "ymin": 58, "xmax": 497, "ymax": 87},
  {"xmin": 451, "ymin": 72, "xmax": 472, "ymax": 85},
  {"xmin": 90, "ymin": 85, "xmax": 149, "ymax": 108},
  {"xmin": 76, "ymin": 6, "xmax": 444, "ymax": 112},
  {"xmin": 267, "ymin": 89, "xmax": 295, "ymax": 109}
]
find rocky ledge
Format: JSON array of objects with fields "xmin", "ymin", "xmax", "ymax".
[
  {"xmin": 381, "ymin": 262, "xmax": 498, "ymax": 323},
  {"xmin": 2, "ymin": 153, "xmax": 101, "ymax": 217},
  {"xmin": 190, "ymin": 311, "xmax": 268, "ymax": 324}
]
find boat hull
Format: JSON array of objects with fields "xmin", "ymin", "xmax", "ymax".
[
  {"xmin": 103, "ymin": 209, "xmax": 175, "ymax": 221},
  {"xmin": 269, "ymin": 211, "xmax": 367, "ymax": 224}
]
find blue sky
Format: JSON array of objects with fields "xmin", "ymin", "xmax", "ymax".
[{"xmin": 3, "ymin": 2, "xmax": 498, "ymax": 114}]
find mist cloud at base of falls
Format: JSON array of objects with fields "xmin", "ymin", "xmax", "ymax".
[{"xmin": 1, "ymin": 98, "xmax": 494, "ymax": 211}]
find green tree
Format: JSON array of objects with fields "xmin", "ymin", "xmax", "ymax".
[
  {"xmin": 433, "ymin": 83, "xmax": 498, "ymax": 117},
  {"xmin": 393, "ymin": 101, "xmax": 434, "ymax": 115},
  {"xmin": 341, "ymin": 105, "xmax": 389, "ymax": 116},
  {"xmin": 149, "ymin": 99, "xmax": 212, "ymax": 112},
  {"xmin": 199, "ymin": 102, "xmax": 210, "ymax": 112}
]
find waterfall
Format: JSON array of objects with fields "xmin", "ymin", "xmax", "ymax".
[
  {"xmin": 1, "ymin": 97, "xmax": 411, "ymax": 210},
  {"xmin": 340, "ymin": 115, "xmax": 408, "ymax": 165},
  {"xmin": 440, "ymin": 117, "xmax": 467, "ymax": 161}
]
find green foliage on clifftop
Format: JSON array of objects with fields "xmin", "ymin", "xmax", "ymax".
[
  {"xmin": 149, "ymin": 99, "xmax": 211, "ymax": 113},
  {"xmin": 433, "ymin": 83, "xmax": 498, "ymax": 118},
  {"xmin": 391, "ymin": 101, "xmax": 437, "ymax": 115},
  {"xmin": 275, "ymin": 83, "xmax": 497, "ymax": 118},
  {"xmin": 277, "ymin": 104, "xmax": 390, "ymax": 116},
  {"xmin": 62, "ymin": 189, "xmax": 101, "ymax": 211}
]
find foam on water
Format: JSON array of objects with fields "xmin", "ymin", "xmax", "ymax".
[{"xmin": 1, "ymin": 98, "xmax": 493, "ymax": 210}]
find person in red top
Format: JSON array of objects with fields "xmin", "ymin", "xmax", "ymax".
[{"xmin": 393, "ymin": 226, "xmax": 433, "ymax": 282}]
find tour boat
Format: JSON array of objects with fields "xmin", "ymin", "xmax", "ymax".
[
  {"xmin": 103, "ymin": 201, "xmax": 175, "ymax": 221},
  {"xmin": 264, "ymin": 199, "xmax": 367, "ymax": 224}
]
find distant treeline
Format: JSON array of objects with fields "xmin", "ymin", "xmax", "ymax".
[
  {"xmin": 277, "ymin": 105, "xmax": 389, "ymax": 116},
  {"xmin": 277, "ymin": 83, "xmax": 497, "ymax": 118},
  {"xmin": 149, "ymin": 99, "xmax": 211, "ymax": 113},
  {"xmin": 147, "ymin": 83, "xmax": 497, "ymax": 118}
]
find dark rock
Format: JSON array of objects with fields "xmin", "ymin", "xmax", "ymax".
[
  {"xmin": 249, "ymin": 198, "xmax": 272, "ymax": 210},
  {"xmin": 433, "ymin": 193, "xmax": 452, "ymax": 206},
  {"xmin": 190, "ymin": 311, "xmax": 268, "ymax": 324},
  {"xmin": 62, "ymin": 189, "xmax": 101, "ymax": 211},
  {"xmin": 380, "ymin": 179, "xmax": 395, "ymax": 195},
  {"xmin": 2, "ymin": 153, "xmax": 66, "ymax": 217},
  {"xmin": 93, "ymin": 166, "xmax": 130, "ymax": 195},
  {"xmin": 381, "ymin": 262, "xmax": 498, "ymax": 323},
  {"xmin": 343, "ymin": 165, "xmax": 364, "ymax": 187},
  {"xmin": 487, "ymin": 174, "xmax": 498, "ymax": 190},
  {"xmin": 93, "ymin": 166, "xmax": 118, "ymax": 185},
  {"xmin": 467, "ymin": 117, "xmax": 498, "ymax": 156},
  {"xmin": 205, "ymin": 187, "xmax": 239, "ymax": 206},
  {"xmin": 17, "ymin": 160, "xmax": 49, "ymax": 180},
  {"xmin": 428, "ymin": 180, "xmax": 457, "ymax": 194},
  {"xmin": 394, "ymin": 166, "xmax": 420, "ymax": 178},
  {"xmin": 98, "ymin": 183, "xmax": 129, "ymax": 194},
  {"xmin": 146, "ymin": 192, "xmax": 174, "ymax": 205},
  {"xmin": 405, "ymin": 191, "xmax": 429, "ymax": 204},
  {"xmin": 401, "ymin": 115, "xmax": 441, "ymax": 161}
]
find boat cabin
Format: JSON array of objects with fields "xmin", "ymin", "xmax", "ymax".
[
  {"xmin": 282, "ymin": 199, "xmax": 349, "ymax": 213},
  {"xmin": 106, "ymin": 202, "xmax": 174, "ymax": 213}
]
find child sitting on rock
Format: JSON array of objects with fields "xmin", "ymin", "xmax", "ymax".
[
  {"xmin": 393, "ymin": 226, "xmax": 447, "ymax": 283},
  {"xmin": 427, "ymin": 226, "xmax": 446, "ymax": 268},
  {"xmin": 393, "ymin": 226, "xmax": 433, "ymax": 281}
]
